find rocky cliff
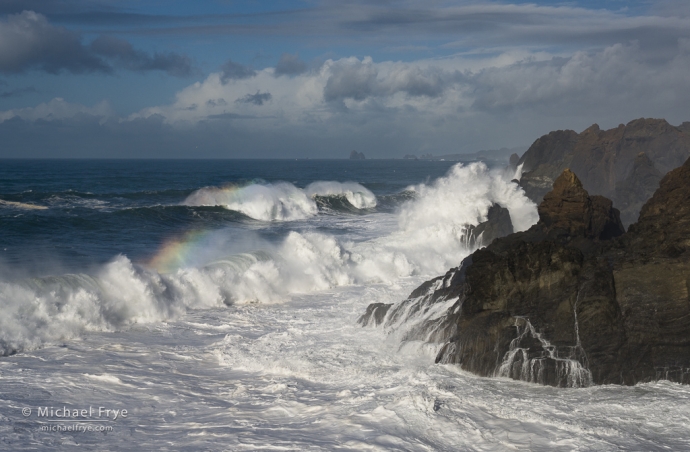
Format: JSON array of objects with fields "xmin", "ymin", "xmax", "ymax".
[
  {"xmin": 362, "ymin": 158, "xmax": 690, "ymax": 387},
  {"xmin": 518, "ymin": 118, "xmax": 690, "ymax": 227}
]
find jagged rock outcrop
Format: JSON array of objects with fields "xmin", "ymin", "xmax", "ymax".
[
  {"xmin": 537, "ymin": 169, "xmax": 624, "ymax": 240},
  {"xmin": 467, "ymin": 203, "xmax": 514, "ymax": 248},
  {"xmin": 349, "ymin": 150, "xmax": 366, "ymax": 160},
  {"xmin": 518, "ymin": 118, "xmax": 690, "ymax": 227},
  {"xmin": 363, "ymin": 161, "xmax": 690, "ymax": 387}
]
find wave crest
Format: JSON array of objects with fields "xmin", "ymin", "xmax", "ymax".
[
  {"xmin": 183, "ymin": 180, "xmax": 377, "ymax": 220},
  {"xmin": 182, "ymin": 182, "xmax": 318, "ymax": 221},
  {"xmin": 305, "ymin": 182, "xmax": 377, "ymax": 209}
]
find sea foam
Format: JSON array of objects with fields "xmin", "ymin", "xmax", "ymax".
[
  {"xmin": 182, "ymin": 180, "xmax": 377, "ymax": 220},
  {"xmin": 0, "ymin": 162, "xmax": 537, "ymax": 354}
]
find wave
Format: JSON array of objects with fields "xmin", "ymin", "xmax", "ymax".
[
  {"xmin": 0, "ymin": 199, "xmax": 48, "ymax": 210},
  {"xmin": 0, "ymin": 162, "xmax": 537, "ymax": 355},
  {"xmin": 182, "ymin": 181, "xmax": 377, "ymax": 221},
  {"xmin": 304, "ymin": 181, "xmax": 377, "ymax": 210}
]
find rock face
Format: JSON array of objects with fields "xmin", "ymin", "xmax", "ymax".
[
  {"xmin": 364, "ymin": 160, "xmax": 690, "ymax": 387},
  {"xmin": 467, "ymin": 203, "xmax": 514, "ymax": 248},
  {"xmin": 349, "ymin": 151, "xmax": 366, "ymax": 160},
  {"xmin": 518, "ymin": 118, "xmax": 690, "ymax": 227}
]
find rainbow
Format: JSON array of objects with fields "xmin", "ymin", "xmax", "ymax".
[{"xmin": 148, "ymin": 229, "xmax": 211, "ymax": 273}]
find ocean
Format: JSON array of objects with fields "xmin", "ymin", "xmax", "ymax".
[{"xmin": 0, "ymin": 159, "xmax": 688, "ymax": 451}]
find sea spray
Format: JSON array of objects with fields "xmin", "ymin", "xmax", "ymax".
[
  {"xmin": 0, "ymin": 162, "xmax": 537, "ymax": 354},
  {"xmin": 182, "ymin": 180, "xmax": 377, "ymax": 220}
]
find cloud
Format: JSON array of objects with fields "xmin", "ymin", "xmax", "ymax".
[
  {"xmin": 235, "ymin": 91, "xmax": 272, "ymax": 106},
  {"xmin": 323, "ymin": 57, "xmax": 377, "ymax": 101},
  {"xmin": 323, "ymin": 57, "xmax": 450, "ymax": 102},
  {"xmin": 0, "ymin": 10, "xmax": 109, "ymax": 74},
  {"xmin": 3, "ymin": 38, "xmax": 690, "ymax": 158},
  {"xmin": 0, "ymin": 97, "xmax": 114, "ymax": 122},
  {"xmin": 90, "ymin": 35, "xmax": 194, "ymax": 77},
  {"xmin": 124, "ymin": 39, "xmax": 690, "ymax": 126},
  {"xmin": 220, "ymin": 59, "xmax": 256, "ymax": 82},
  {"xmin": 60, "ymin": 1, "xmax": 690, "ymax": 60},
  {"xmin": 468, "ymin": 41, "xmax": 690, "ymax": 116},
  {"xmin": 0, "ymin": 10, "xmax": 195, "ymax": 76},
  {"xmin": 274, "ymin": 53, "xmax": 307, "ymax": 76}
]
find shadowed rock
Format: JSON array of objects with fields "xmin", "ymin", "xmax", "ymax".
[
  {"xmin": 362, "ymin": 161, "xmax": 690, "ymax": 387},
  {"xmin": 467, "ymin": 203, "xmax": 514, "ymax": 248}
]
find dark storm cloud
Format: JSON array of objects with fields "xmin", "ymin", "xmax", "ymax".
[
  {"xmin": 0, "ymin": 11, "xmax": 195, "ymax": 76},
  {"xmin": 236, "ymin": 91, "xmax": 272, "ymax": 106},
  {"xmin": 220, "ymin": 59, "xmax": 256, "ymax": 82},
  {"xmin": 90, "ymin": 36, "xmax": 194, "ymax": 77},
  {"xmin": 274, "ymin": 53, "xmax": 307, "ymax": 76},
  {"xmin": 0, "ymin": 11, "xmax": 110, "ymax": 74}
]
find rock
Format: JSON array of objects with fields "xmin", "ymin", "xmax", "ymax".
[
  {"xmin": 537, "ymin": 169, "xmax": 624, "ymax": 240},
  {"xmin": 357, "ymin": 303, "xmax": 392, "ymax": 326},
  {"xmin": 349, "ymin": 151, "xmax": 366, "ymax": 160},
  {"xmin": 614, "ymin": 152, "xmax": 663, "ymax": 226},
  {"xmin": 467, "ymin": 203, "xmax": 514, "ymax": 248},
  {"xmin": 518, "ymin": 118, "xmax": 690, "ymax": 227},
  {"xmin": 509, "ymin": 153, "xmax": 520, "ymax": 167},
  {"xmin": 364, "ymin": 161, "xmax": 690, "ymax": 387}
]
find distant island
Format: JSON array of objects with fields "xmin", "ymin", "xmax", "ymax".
[
  {"xmin": 401, "ymin": 146, "xmax": 527, "ymax": 163},
  {"xmin": 349, "ymin": 150, "xmax": 366, "ymax": 160}
]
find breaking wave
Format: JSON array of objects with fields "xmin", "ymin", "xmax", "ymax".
[
  {"xmin": 182, "ymin": 181, "xmax": 377, "ymax": 221},
  {"xmin": 0, "ymin": 162, "xmax": 537, "ymax": 355}
]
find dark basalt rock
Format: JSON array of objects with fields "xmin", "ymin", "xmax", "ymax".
[
  {"xmin": 518, "ymin": 118, "xmax": 690, "ymax": 227},
  {"xmin": 467, "ymin": 203, "xmax": 514, "ymax": 248},
  {"xmin": 349, "ymin": 150, "xmax": 366, "ymax": 160},
  {"xmin": 357, "ymin": 303, "xmax": 392, "ymax": 326},
  {"xmin": 363, "ymin": 160, "xmax": 690, "ymax": 387}
]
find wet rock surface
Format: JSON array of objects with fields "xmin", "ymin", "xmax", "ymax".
[
  {"xmin": 467, "ymin": 203, "xmax": 514, "ymax": 248},
  {"xmin": 363, "ymin": 159, "xmax": 690, "ymax": 387}
]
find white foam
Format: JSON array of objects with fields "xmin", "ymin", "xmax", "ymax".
[
  {"xmin": 183, "ymin": 180, "xmax": 378, "ymax": 221},
  {"xmin": 0, "ymin": 199, "xmax": 47, "ymax": 210},
  {"xmin": 183, "ymin": 182, "xmax": 318, "ymax": 221},
  {"xmin": 0, "ymin": 162, "xmax": 538, "ymax": 354},
  {"xmin": 305, "ymin": 181, "xmax": 377, "ymax": 209}
]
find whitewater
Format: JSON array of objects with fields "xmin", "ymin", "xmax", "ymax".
[{"xmin": 1, "ymin": 159, "xmax": 688, "ymax": 451}]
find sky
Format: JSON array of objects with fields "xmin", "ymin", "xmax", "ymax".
[{"xmin": 1, "ymin": 0, "xmax": 689, "ymax": 158}]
